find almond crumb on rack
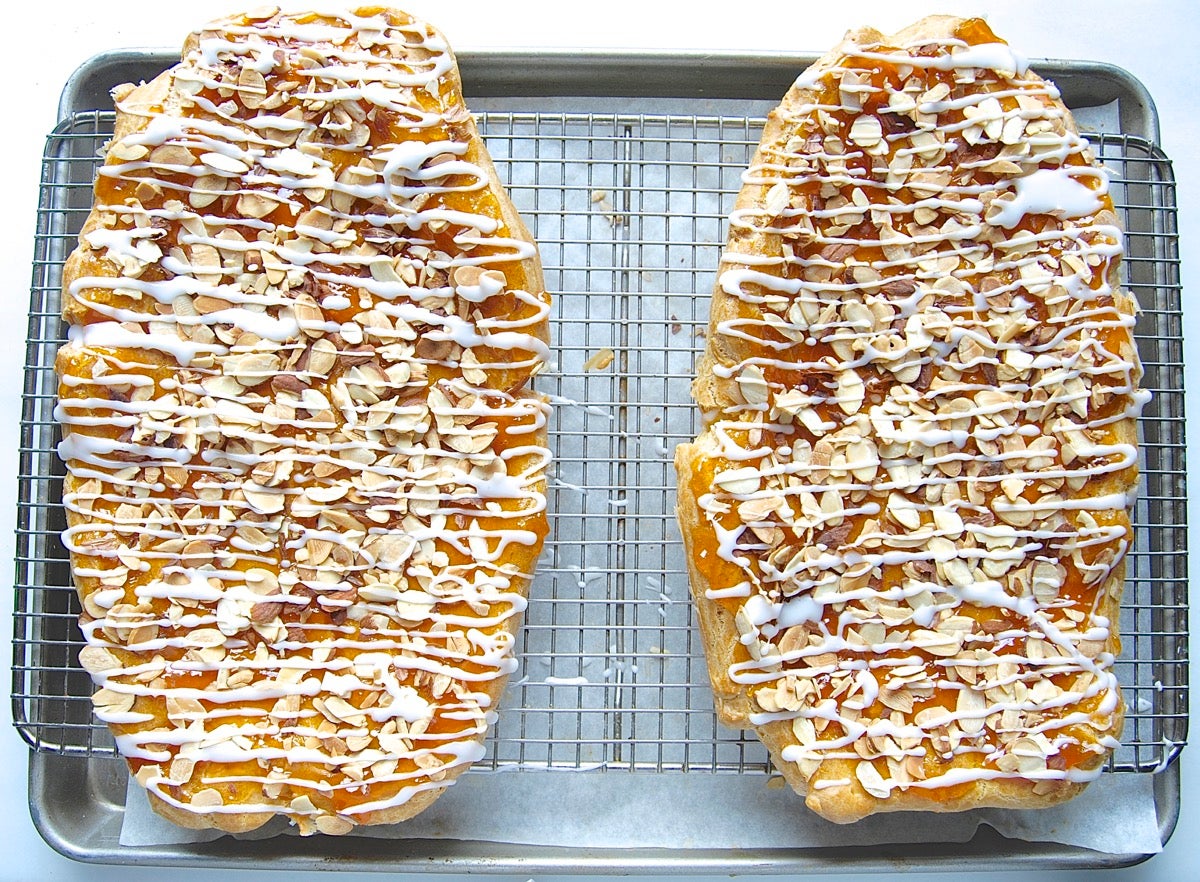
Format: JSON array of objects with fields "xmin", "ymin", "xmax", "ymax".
[
  {"xmin": 590, "ymin": 189, "xmax": 622, "ymax": 226},
  {"xmin": 583, "ymin": 347, "xmax": 616, "ymax": 371}
]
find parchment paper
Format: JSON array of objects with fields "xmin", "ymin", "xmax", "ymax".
[{"xmin": 120, "ymin": 766, "xmax": 1165, "ymax": 856}]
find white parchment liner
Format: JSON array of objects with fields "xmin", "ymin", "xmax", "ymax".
[{"xmin": 120, "ymin": 766, "xmax": 1164, "ymax": 855}]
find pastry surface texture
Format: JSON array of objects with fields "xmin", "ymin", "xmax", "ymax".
[
  {"xmin": 676, "ymin": 15, "xmax": 1145, "ymax": 823},
  {"xmin": 56, "ymin": 6, "xmax": 550, "ymax": 834}
]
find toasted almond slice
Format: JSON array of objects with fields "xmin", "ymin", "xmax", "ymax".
[
  {"xmin": 188, "ymin": 174, "xmax": 228, "ymax": 208},
  {"xmin": 191, "ymin": 788, "xmax": 225, "ymax": 808},
  {"xmin": 737, "ymin": 364, "xmax": 769, "ymax": 405},
  {"xmin": 243, "ymin": 483, "xmax": 286, "ymax": 514},
  {"xmin": 714, "ymin": 467, "xmax": 761, "ymax": 496},
  {"xmin": 855, "ymin": 760, "xmax": 891, "ymax": 799},
  {"xmin": 79, "ymin": 646, "xmax": 122, "ymax": 674}
]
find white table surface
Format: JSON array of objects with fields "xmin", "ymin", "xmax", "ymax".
[{"xmin": 3, "ymin": 1, "xmax": 1196, "ymax": 880}]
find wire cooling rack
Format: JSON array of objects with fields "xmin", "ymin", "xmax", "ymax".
[{"xmin": 14, "ymin": 106, "xmax": 1188, "ymax": 783}]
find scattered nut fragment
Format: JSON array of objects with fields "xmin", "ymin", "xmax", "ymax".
[
  {"xmin": 583, "ymin": 347, "xmax": 615, "ymax": 371},
  {"xmin": 590, "ymin": 189, "xmax": 622, "ymax": 226}
]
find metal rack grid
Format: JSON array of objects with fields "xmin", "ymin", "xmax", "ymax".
[{"xmin": 14, "ymin": 108, "xmax": 1188, "ymax": 783}]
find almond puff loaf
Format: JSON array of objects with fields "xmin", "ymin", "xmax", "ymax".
[
  {"xmin": 675, "ymin": 15, "xmax": 1147, "ymax": 823},
  {"xmin": 55, "ymin": 6, "xmax": 550, "ymax": 834}
]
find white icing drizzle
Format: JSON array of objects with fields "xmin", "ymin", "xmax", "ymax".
[
  {"xmin": 57, "ymin": 8, "xmax": 549, "ymax": 833},
  {"xmin": 695, "ymin": 22, "xmax": 1145, "ymax": 805}
]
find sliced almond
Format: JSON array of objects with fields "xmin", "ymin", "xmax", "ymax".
[
  {"xmin": 855, "ymin": 760, "xmax": 891, "ymax": 799},
  {"xmin": 737, "ymin": 364, "xmax": 769, "ymax": 405},
  {"xmin": 243, "ymin": 483, "xmax": 287, "ymax": 514},
  {"xmin": 79, "ymin": 646, "xmax": 122, "ymax": 674},
  {"xmin": 190, "ymin": 788, "xmax": 225, "ymax": 808},
  {"xmin": 307, "ymin": 338, "xmax": 339, "ymax": 376},
  {"xmin": 188, "ymin": 174, "xmax": 228, "ymax": 208}
]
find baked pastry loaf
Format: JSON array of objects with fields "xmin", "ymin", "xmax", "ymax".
[
  {"xmin": 676, "ymin": 15, "xmax": 1145, "ymax": 823},
  {"xmin": 55, "ymin": 7, "xmax": 550, "ymax": 834}
]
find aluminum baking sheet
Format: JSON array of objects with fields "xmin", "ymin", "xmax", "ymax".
[{"xmin": 14, "ymin": 49, "xmax": 1187, "ymax": 873}]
